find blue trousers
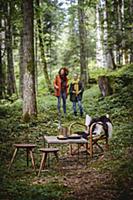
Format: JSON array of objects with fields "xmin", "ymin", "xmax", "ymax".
[
  {"xmin": 72, "ymin": 98, "xmax": 83, "ymax": 115},
  {"xmin": 57, "ymin": 92, "xmax": 66, "ymax": 114}
]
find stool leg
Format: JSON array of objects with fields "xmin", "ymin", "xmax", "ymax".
[
  {"xmin": 29, "ymin": 149, "xmax": 36, "ymax": 171},
  {"xmin": 26, "ymin": 148, "xmax": 30, "ymax": 167},
  {"xmin": 8, "ymin": 148, "xmax": 18, "ymax": 171},
  {"xmin": 54, "ymin": 152, "xmax": 61, "ymax": 169},
  {"xmin": 38, "ymin": 153, "xmax": 47, "ymax": 177},
  {"xmin": 42, "ymin": 153, "xmax": 47, "ymax": 169},
  {"xmin": 77, "ymin": 144, "xmax": 80, "ymax": 161},
  {"xmin": 54, "ymin": 152, "xmax": 59, "ymax": 162},
  {"xmin": 69, "ymin": 144, "xmax": 73, "ymax": 155}
]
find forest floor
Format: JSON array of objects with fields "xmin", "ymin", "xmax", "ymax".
[
  {"xmin": 0, "ymin": 65, "xmax": 133, "ymax": 200},
  {"xmin": 31, "ymin": 150, "xmax": 133, "ymax": 200}
]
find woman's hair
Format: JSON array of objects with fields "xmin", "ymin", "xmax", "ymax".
[{"xmin": 59, "ymin": 67, "xmax": 69, "ymax": 76}]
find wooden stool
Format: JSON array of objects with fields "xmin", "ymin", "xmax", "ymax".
[
  {"xmin": 38, "ymin": 148, "xmax": 59, "ymax": 176},
  {"xmin": 8, "ymin": 144, "xmax": 36, "ymax": 171}
]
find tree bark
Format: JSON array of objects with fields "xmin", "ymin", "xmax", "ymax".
[
  {"xmin": 5, "ymin": 1, "xmax": 17, "ymax": 96},
  {"xmin": 98, "ymin": 76, "xmax": 112, "ymax": 97},
  {"xmin": 0, "ymin": 32, "xmax": 3, "ymax": 98},
  {"xmin": 19, "ymin": 1, "xmax": 24, "ymax": 99},
  {"xmin": 35, "ymin": 0, "xmax": 52, "ymax": 92},
  {"xmin": 96, "ymin": 4, "xmax": 104, "ymax": 67},
  {"xmin": 22, "ymin": 0, "xmax": 37, "ymax": 120},
  {"xmin": 78, "ymin": 0, "xmax": 89, "ymax": 87},
  {"xmin": 19, "ymin": 29, "xmax": 24, "ymax": 99},
  {"xmin": 129, "ymin": 0, "xmax": 133, "ymax": 63},
  {"xmin": 102, "ymin": 0, "xmax": 114, "ymax": 69},
  {"xmin": 0, "ymin": 18, "xmax": 4, "ymax": 99}
]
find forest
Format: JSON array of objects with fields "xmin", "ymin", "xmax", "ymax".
[{"xmin": 0, "ymin": 0, "xmax": 133, "ymax": 199}]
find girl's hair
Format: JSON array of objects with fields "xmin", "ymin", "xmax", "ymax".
[{"xmin": 59, "ymin": 67, "xmax": 69, "ymax": 76}]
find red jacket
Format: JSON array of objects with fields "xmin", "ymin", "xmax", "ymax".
[{"xmin": 54, "ymin": 75, "xmax": 68, "ymax": 97}]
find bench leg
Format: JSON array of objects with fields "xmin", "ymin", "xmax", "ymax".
[{"xmin": 8, "ymin": 148, "xmax": 18, "ymax": 171}]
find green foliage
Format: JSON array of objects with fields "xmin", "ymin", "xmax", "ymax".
[
  {"xmin": 89, "ymin": 65, "xmax": 108, "ymax": 79},
  {"xmin": 88, "ymin": 65, "xmax": 133, "ymax": 178},
  {"xmin": 0, "ymin": 64, "xmax": 133, "ymax": 199},
  {"xmin": 35, "ymin": 0, "xmax": 66, "ymax": 68},
  {"xmin": 1, "ymin": 179, "xmax": 70, "ymax": 200},
  {"xmin": 99, "ymin": 0, "xmax": 133, "ymax": 54},
  {"xmin": 37, "ymin": 94, "xmax": 57, "ymax": 112},
  {"xmin": 37, "ymin": 74, "xmax": 50, "ymax": 96}
]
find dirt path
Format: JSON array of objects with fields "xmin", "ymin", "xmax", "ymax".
[
  {"xmin": 62, "ymin": 167, "xmax": 118, "ymax": 200},
  {"xmin": 33, "ymin": 155, "xmax": 133, "ymax": 200}
]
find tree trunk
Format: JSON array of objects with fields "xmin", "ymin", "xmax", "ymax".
[
  {"xmin": 35, "ymin": 23, "xmax": 38, "ymax": 94},
  {"xmin": 5, "ymin": 1, "xmax": 17, "ymax": 96},
  {"xmin": 78, "ymin": 0, "xmax": 88, "ymax": 87},
  {"xmin": 117, "ymin": 0, "xmax": 124, "ymax": 65},
  {"xmin": 19, "ymin": 29, "xmax": 24, "ymax": 99},
  {"xmin": 96, "ymin": 4, "xmax": 104, "ymax": 67},
  {"xmin": 35, "ymin": 0, "xmax": 52, "ymax": 92},
  {"xmin": 102, "ymin": 0, "xmax": 114, "ymax": 69},
  {"xmin": 22, "ymin": 0, "xmax": 37, "ymax": 120},
  {"xmin": 0, "ymin": 18, "xmax": 6, "ymax": 98},
  {"xmin": 129, "ymin": 0, "xmax": 133, "ymax": 63},
  {"xmin": 0, "ymin": 19, "xmax": 3, "ymax": 99},
  {"xmin": 19, "ymin": 2, "xmax": 24, "ymax": 99},
  {"xmin": 98, "ymin": 76, "xmax": 112, "ymax": 97},
  {"xmin": 112, "ymin": 0, "xmax": 121, "ymax": 66}
]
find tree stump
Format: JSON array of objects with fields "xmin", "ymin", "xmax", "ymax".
[{"xmin": 98, "ymin": 76, "xmax": 112, "ymax": 97}]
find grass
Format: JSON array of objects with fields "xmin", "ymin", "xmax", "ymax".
[{"xmin": 0, "ymin": 64, "xmax": 133, "ymax": 199}]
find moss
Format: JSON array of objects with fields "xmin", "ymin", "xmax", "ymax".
[{"xmin": 23, "ymin": 111, "xmax": 30, "ymax": 123}]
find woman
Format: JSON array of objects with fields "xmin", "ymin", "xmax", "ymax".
[
  {"xmin": 54, "ymin": 67, "xmax": 69, "ymax": 115},
  {"xmin": 69, "ymin": 73, "xmax": 84, "ymax": 116}
]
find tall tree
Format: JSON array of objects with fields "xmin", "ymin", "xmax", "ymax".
[
  {"xmin": 19, "ymin": 1, "xmax": 24, "ymax": 99},
  {"xmin": 129, "ymin": 0, "xmax": 133, "ymax": 63},
  {"xmin": 63, "ymin": 0, "xmax": 80, "ymax": 68},
  {"xmin": 35, "ymin": 0, "xmax": 52, "ymax": 92},
  {"xmin": 22, "ymin": 0, "xmax": 37, "ymax": 120},
  {"xmin": 96, "ymin": 4, "xmax": 104, "ymax": 67},
  {"xmin": 5, "ymin": 1, "xmax": 17, "ymax": 96},
  {"xmin": 0, "ymin": 18, "xmax": 4, "ymax": 99},
  {"xmin": 102, "ymin": 0, "xmax": 115, "ymax": 69},
  {"xmin": 78, "ymin": 0, "xmax": 88, "ymax": 87},
  {"xmin": 97, "ymin": 0, "xmax": 133, "ymax": 67},
  {"xmin": 19, "ymin": 28, "xmax": 24, "ymax": 98},
  {"xmin": 124, "ymin": 0, "xmax": 133, "ymax": 64}
]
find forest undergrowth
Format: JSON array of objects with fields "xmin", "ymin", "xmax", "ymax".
[{"xmin": 0, "ymin": 65, "xmax": 133, "ymax": 200}]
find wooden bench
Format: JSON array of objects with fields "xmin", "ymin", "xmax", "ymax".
[
  {"xmin": 38, "ymin": 148, "xmax": 59, "ymax": 176},
  {"xmin": 8, "ymin": 144, "xmax": 36, "ymax": 171}
]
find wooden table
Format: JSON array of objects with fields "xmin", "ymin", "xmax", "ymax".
[{"xmin": 43, "ymin": 135, "xmax": 88, "ymax": 156}]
